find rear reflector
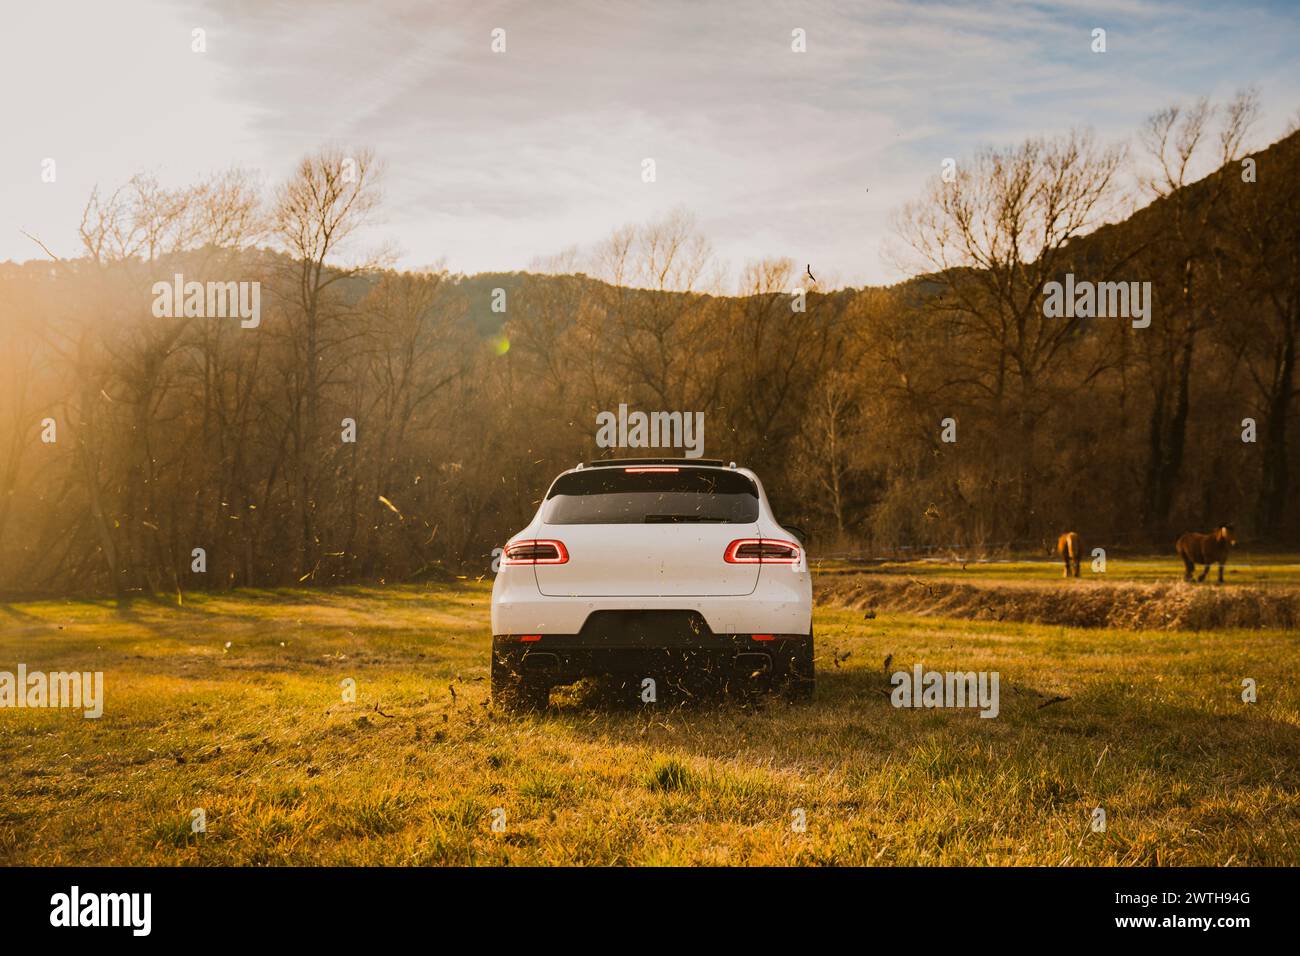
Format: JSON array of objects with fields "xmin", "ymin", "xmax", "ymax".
[
  {"xmin": 502, "ymin": 539, "xmax": 569, "ymax": 565},
  {"xmin": 520, "ymin": 635, "xmax": 542, "ymax": 642},
  {"xmin": 751, "ymin": 634, "xmax": 775, "ymax": 641},
  {"xmin": 723, "ymin": 538, "xmax": 801, "ymax": 564}
]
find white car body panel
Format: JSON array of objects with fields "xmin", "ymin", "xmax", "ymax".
[
  {"xmin": 534, "ymin": 523, "xmax": 760, "ymax": 597},
  {"xmin": 491, "ymin": 464, "xmax": 812, "ymax": 636}
]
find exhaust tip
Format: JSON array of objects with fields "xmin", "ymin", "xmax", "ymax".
[
  {"xmin": 521, "ymin": 652, "xmax": 560, "ymax": 672},
  {"xmin": 735, "ymin": 652, "xmax": 772, "ymax": 675}
]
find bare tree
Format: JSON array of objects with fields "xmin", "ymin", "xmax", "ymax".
[
  {"xmin": 1217, "ymin": 102, "xmax": 1299, "ymax": 532},
  {"xmin": 894, "ymin": 130, "xmax": 1125, "ymax": 539},
  {"xmin": 271, "ymin": 147, "xmax": 385, "ymax": 578},
  {"xmin": 1134, "ymin": 90, "xmax": 1258, "ymax": 536}
]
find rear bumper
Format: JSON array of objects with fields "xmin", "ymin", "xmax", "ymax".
[{"xmin": 493, "ymin": 632, "xmax": 811, "ymax": 685}]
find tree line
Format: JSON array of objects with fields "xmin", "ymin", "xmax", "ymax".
[{"xmin": 1, "ymin": 94, "xmax": 1297, "ymax": 597}]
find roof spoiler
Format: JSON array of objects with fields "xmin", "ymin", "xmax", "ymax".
[{"xmin": 577, "ymin": 457, "xmax": 730, "ymax": 469}]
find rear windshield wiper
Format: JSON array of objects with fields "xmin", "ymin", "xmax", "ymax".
[{"xmin": 644, "ymin": 514, "xmax": 728, "ymax": 523}]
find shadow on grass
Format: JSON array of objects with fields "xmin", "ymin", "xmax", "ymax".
[
  {"xmin": 0, "ymin": 603, "xmax": 48, "ymax": 625},
  {"xmin": 542, "ymin": 661, "xmax": 1300, "ymax": 808}
]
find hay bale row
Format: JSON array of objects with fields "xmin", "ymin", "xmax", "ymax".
[{"xmin": 814, "ymin": 575, "xmax": 1300, "ymax": 631}]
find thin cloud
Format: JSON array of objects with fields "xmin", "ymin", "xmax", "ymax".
[{"xmin": 1, "ymin": 0, "xmax": 1296, "ymax": 286}]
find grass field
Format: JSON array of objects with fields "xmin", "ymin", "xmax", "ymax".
[{"xmin": 2, "ymin": 578, "xmax": 1298, "ymax": 865}]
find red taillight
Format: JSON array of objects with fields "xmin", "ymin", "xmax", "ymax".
[
  {"xmin": 519, "ymin": 635, "xmax": 542, "ymax": 643},
  {"xmin": 724, "ymin": 538, "xmax": 801, "ymax": 564},
  {"xmin": 625, "ymin": 466, "xmax": 679, "ymax": 473},
  {"xmin": 502, "ymin": 539, "xmax": 569, "ymax": 565},
  {"xmin": 751, "ymin": 634, "xmax": 775, "ymax": 641}
]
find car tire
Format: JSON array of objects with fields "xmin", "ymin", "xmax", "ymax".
[
  {"xmin": 492, "ymin": 654, "xmax": 550, "ymax": 713},
  {"xmin": 784, "ymin": 630, "xmax": 815, "ymax": 701}
]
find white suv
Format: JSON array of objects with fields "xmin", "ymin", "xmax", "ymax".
[{"xmin": 490, "ymin": 458, "xmax": 813, "ymax": 710}]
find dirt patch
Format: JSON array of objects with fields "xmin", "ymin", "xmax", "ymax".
[{"xmin": 815, "ymin": 574, "xmax": 1300, "ymax": 631}]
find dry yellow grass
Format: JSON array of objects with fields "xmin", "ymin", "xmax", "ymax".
[{"xmin": 1, "ymin": 580, "xmax": 1297, "ymax": 865}]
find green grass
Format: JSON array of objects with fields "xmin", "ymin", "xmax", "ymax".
[{"xmin": 1, "ymin": 581, "xmax": 1297, "ymax": 865}]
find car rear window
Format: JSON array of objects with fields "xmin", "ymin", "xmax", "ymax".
[{"xmin": 542, "ymin": 468, "xmax": 760, "ymax": 524}]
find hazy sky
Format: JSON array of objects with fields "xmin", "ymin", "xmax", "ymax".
[{"xmin": 2, "ymin": 0, "xmax": 1297, "ymax": 288}]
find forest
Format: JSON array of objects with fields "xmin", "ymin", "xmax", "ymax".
[{"xmin": 1, "ymin": 93, "xmax": 1297, "ymax": 596}]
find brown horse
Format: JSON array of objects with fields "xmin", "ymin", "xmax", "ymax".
[
  {"xmin": 1056, "ymin": 532, "xmax": 1081, "ymax": 578},
  {"xmin": 1176, "ymin": 525, "xmax": 1237, "ymax": 583}
]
